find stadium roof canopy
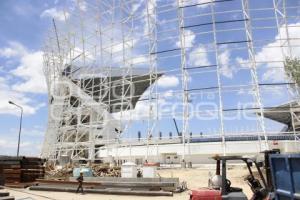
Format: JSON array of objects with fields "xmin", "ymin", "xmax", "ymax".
[
  {"xmin": 259, "ymin": 101, "xmax": 299, "ymax": 125},
  {"xmin": 62, "ymin": 65, "xmax": 163, "ymax": 113}
]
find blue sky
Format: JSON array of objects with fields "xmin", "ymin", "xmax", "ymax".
[
  {"xmin": 0, "ymin": 0, "xmax": 58, "ymax": 156},
  {"xmin": 0, "ymin": 0, "xmax": 300, "ymax": 156}
]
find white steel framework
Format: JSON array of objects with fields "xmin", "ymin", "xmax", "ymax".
[{"xmin": 42, "ymin": 0, "xmax": 300, "ymax": 164}]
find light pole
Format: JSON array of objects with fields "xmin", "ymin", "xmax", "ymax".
[{"xmin": 8, "ymin": 101, "xmax": 23, "ymax": 157}]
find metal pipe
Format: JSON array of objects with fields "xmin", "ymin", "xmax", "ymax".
[
  {"xmin": 221, "ymin": 160, "xmax": 227, "ymax": 195},
  {"xmin": 8, "ymin": 101, "xmax": 23, "ymax": 157}
]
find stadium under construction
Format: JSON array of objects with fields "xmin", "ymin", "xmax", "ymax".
[{"xmin": 41, "ymin": 0, "xmax": 300, "ymax": 165}]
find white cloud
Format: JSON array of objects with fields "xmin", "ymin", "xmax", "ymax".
[
  {"xmin": 132, "ymin": 56, "xmax": 147, "ymax": 65},
  {"xmin": 9, "ymin": 126, "xmax": 45, "ymax": 137},
  {"xmin": 110, "ymin": 39, "xmax": 138, "ymax": 54},
  {"xmin": 11, "ymin": 51, "xmax": 47, "ymax": 93},
  {"xmin": 163, "ymin": 90, "xmax": 174, "ymax": 98},
  {"xmin": 189, "ymin": 44, "xmax": 211, "ymax": 67},
  {"xmin": 0, "ymin": 126, "xmax": 44, "ymax": 156},
  {"xmin": 219, "ymin": 49, "xmax": 235, "ymax": 79},
  {"xmin": 112, "ymin": 101, "xmax": 149, "ymax": 121},
  {"xmin": 112, "ymin": 98, "xmax": 167, "ymax": 121},
  {"xmin": 143, "ymin": 0, "xmax": 157, "ymax": 35},
  {"xmin": 157, "ymin": 75, "xmax": 179, "ymax": 88},
  {"xmin": 262, "ymin": 68, "xmax": 286, "ymax": 82},
  {"xmin": 196, "ymin": 0, "xmax": 214, "ymax": 8},
  {"xmin": 234, "ymin": 23, "xmax": 300, "ymax": 83},
  {"xmin": 71, "ymin": 47, "xmax": 95, "ymax": 63},
  {"xmin": 179, "ymin": 0, "xmax": 214, "ymax": 8},
  {"xmin": 253, "ymin": 23, "xmax": 300, "ymax": 82},
  {"xmin": 0, "ymin": 41, "xmax": 27, "ymax": 58},
  {"xmin": 132, "ymin": 1, "xmax": 144, "ymax": 13},
  {"xmin": 0, "ymin": 77, "xmax": 45, "ymax": 115},
  {"xmin": 176, "ymin": 29, "xmax": 196, "ymax": 49},
  {"xmin": 40, "ymin": 7, "xmax": 69, "ymax": 21},
  {"xmin": 0, "ymin": 137, "xmax": 42, "ymax": 156},
  {"xmin": 0, "ymin": 41, "xmax": 46, "ymax": 115},
  {"xmin": 69, "ymin": 0, "xmax": 87, "ymax": 11},
  {"xmin": 77, "ymin": 0, "xmax": 87, "ymax": 11}
]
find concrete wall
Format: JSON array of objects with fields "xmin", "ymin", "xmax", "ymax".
[{"xmin": 97, "ymin": 140, "xmax": 300, "ymax": 164}]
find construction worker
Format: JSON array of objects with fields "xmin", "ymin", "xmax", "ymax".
[{"xmin": 76, "ymin": 171, "xmax": 84, "ymax": 194}]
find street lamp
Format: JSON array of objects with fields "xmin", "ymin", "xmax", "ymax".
[{"xmin": 8, "ymin": 101, "xmax": 23, "ymax": 157}]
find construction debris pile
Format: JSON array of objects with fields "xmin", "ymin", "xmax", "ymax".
[
  {"xmin": 91, "ymin": 164, "xmax": 121, "ymax": 177},
  {"xmin": 45, "ymin": 163, "xmax": 121, "ymax": 179},
  {"xmin": 0, "ymin": 156, "xmax": 45, "ymax": 186},
  {"xmin": 44, "ymin": 163, "xmax": 73, "ymax": 180}
]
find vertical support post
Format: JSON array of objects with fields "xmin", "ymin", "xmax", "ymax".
[
  {"xmin": 210, "ymin": 1, "xmax": 226, "ymax": 155},
  {"xmin": 290, "ymin": 107, "xmax": 297, "ymax": 139},
  {"xmin": 273, "ymin": 0, "xmax": 300, "ymax": 145},
  {"xmin": 242, "ymin": 0, "xmax": 269, "ymax": 151},
  {"xmin": 109, "ymin": 0, "xmax": 115, "ymax": 147},
  {"xmin": 120, "ymin": 0, "xmax": 134, "ymax": 139},
  {"xmin": 17, "ymin": 107, "xmax": 23, "ymax": 157},
  {"xmin": 221, "ymin": 159, "xmax": 227, "ymax": 195},
  {"xmin": 130, "ymin": 143, "xmax": 132, "ymax": 161},
  {"xmin": 177, "ymin": 0, "xmax": 189, "ymax": 163},
  {"xmin": 146, "ymin": 0, "xmax": 158, "ymax": 162},
  {"xmin": 282, "ymin": 0, "xmax": 292, "ymax": 57}
]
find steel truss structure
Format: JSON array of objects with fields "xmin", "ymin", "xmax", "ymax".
[{"xmin": 42, "ymin": 0, "xmax": 300, "ymax": 164}]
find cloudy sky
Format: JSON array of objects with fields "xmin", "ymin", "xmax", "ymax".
[{"xmin": 0, "ymin": 0, "xmax": 299, "ymax": 156}]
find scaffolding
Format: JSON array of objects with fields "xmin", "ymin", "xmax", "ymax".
[{"xmin": 42, "ymin": 0, "xmax": 300, "ymax": 164}]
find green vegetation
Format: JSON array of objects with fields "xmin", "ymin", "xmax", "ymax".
[{"xmin": 284, "ymin": 57, "xmax": 300, "ymax": 86}]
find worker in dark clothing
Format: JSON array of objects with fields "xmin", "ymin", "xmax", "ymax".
[{"xmin": 76, "ymin": 172, "xmax": 84, "ymax": 194}]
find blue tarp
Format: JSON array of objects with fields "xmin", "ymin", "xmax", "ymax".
[{"xmin": 73, "ymin": 167, "xmax": 93, "ymax": 177}]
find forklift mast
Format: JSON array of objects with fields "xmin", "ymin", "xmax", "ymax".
[
  {"xmin": 261, "ymin": 149, "xmax": 280, "ymax": 191},
  {"xmin": 190, "ymin": 155, "xmax": 269, "ymax": 200}
]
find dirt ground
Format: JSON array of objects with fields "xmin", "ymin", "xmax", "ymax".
[{"xmin": 5, "ymin": 165, "xmax": 254, "ymax": 200}]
